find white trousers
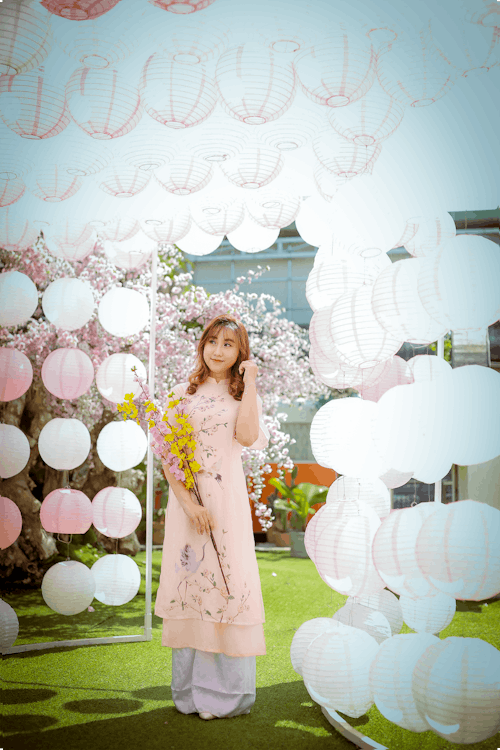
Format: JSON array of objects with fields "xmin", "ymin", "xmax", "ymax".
[{"xmin": 171, "ymin": 647, "xmax": 256, "ymax": 718}]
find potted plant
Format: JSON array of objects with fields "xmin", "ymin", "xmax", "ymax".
[{"xmin": 268, "ymin": 466, "xmax": 329, "ymax": 558}]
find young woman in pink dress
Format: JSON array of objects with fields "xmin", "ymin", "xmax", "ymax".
[{"xmin": 155, "ymin": 313, "xmax": 270, "ymax": 721}]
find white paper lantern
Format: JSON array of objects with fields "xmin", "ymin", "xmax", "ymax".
[
  {"xmin": 0, "ymin": 598, "xmax": 19, "ymax": 651},
  {"xmin": 42, "ymin": 560, "xmax": 96, "ymax": 616},
  {"xmin": 38, "ymin": 418, "xmax": 91, "ymax": 471},
  {"xmin": 327, "ymin": 476, "xmax": 390, "ymax": 520},
  {"xmin": 369, "ymin": 633, "xmax": 439, "ymax": 732},
  {"xmin": 220, "ymin": 141, "xmax": 283, "ymax": 189},
  {"xmin": 302, "ymin": 625, "xmax": 380, "ymax": 718},
  {"xmin": 52, "ymin": 12, "xmax": 140, "ymax": 68},
  {"xmin": 191, "ymin": 190, "xmax": 244, "ymax": 235},
  {"xmin": 100, "ymin": 218, "xmax": 140, "ymax": 242},
  {"xmin": 359, "ymin": 356, "xmax": 414, "ymax": 403},
  {"xmin": 0, "ymin": 0, "xmax": 52, "ymax": 75},
  {"xmin": 246, "ymin": 189, "xmax": 300, "ymax": 229},
  {"xmin": 92, "ymin": 487, "xmax": 142, "ymax": 538},
  {"xmin": 98, "ymin": 287, "xmax": 149, "ymax": 338},
  {"xmin": 332, "ymin": 601, "xmax": 392, "ymax": 644},
  {"xmin": 94, "ymin": 163, "xmax": 151, "ymax": 198},
  {"xmin": 157, "ymin": 22, "xmax": 228, "ymax": 65},
  {"xmin": 425, "ymin": 17, "xmax": 500, "ymax": 77},
  {"xmin": 400, "ymin": 592, "xmax": 456, "ymax": 635},
  {"xmin": 290, "ymin": 618, "xmax": 348, "ymax": 677},
  {"xmin": 0, "ymin": 424, "xmax": 30, "ymax": 479},
  {"xmin": 95, "ymin": 353, "xmax": 147, "ymax": 404},
  {"xmin": 415, "ymin": 499, "xmax": 500, "ymax": 601},
  {"xmin": 102, "ymin": 232, "xmax": 156, "ymax": 270},
  {"xmin": 412, "ymin": 637, "xmax": 500, "ymax": 744},
  {"xmin": 407, "ymin": 354, "xmax": 453, "ymax": 383},
  {"xmin": 313, "ymin": 129, "xmax": 381, "ymax": 178},
  {"xmin": 91, "ymin": 554, "xmax": 141, "ymax": 605},
  {"xmin": 0, "ymin": 270, "xmax": 38, "ymax": 327},
  {"xmin": 0, "ymin": 71, "xmax": 69, "ymax": 139},
  {"xmin": 379, "ymin": 467, "xmax": 414, "ymax": 489},
  {"xmin": 155, "ymin": 155, "xmax": 213, "ymax": 195},
  {"xmin": 402, "ymin": 213, "xmax": 456, "ymax": 257},
  {"xmin": 42, "ymin": 278, "xmax": 95, "ymax": 331},
  {"xmin": 140, "ymin": 208, "xmax": 191, "ymax": 244},
  {"xmin": 349, "ymin": 589, "xmax": 403, "ymax": 636},
  {"xmin": 180, "ymin": 110, "xmax": 250, "ymax": 162},
  {"xmin": 306, "ymin": 256, "xmax": 371, "ymax": 313},
  {"xmin": 0, "ymin": 207, "xmax": 39, "ymax": 251},
  {"xmin": 176, "ymin": 222, "xmax": 224, "ymax": 255},
  {"xmin": 295, "ymin": 196, "xmax": 334, "ymax": 247},
  {"xmin": 226, "ymin": 215, "xmax": 279, "ymax": 253},
  {"xmin": 97, "ymin": 419, "xmax": 147, "ymax": 472},
  {"xmin": 23, "ymin": 165, "xmax": 83, "ymax": 203},
  {"xmin": 255, "ymin": 95, "xmax": 327, "ymax": 151}
]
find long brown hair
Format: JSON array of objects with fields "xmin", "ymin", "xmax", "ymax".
[{"xmin": 185, "ymin": 314, "xmax": 251, "ymax": 401}]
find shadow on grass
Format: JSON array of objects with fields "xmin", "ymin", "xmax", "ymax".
[
  {"xmin": 3, "ymin": 688, "xmax": 57, "ymax": 704},
  {"xmin": 65, "ymin": 698, "xmax": 144, "ymax": 714}
]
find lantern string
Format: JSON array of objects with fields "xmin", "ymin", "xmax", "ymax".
[{"xmin": 115, "ymin": 538, "xmax": 118, "ymax": 555}]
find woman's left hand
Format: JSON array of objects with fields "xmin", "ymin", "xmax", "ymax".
[{"xmin": 239, "ymin": 360, "xmax": 259, "ymax": 384}]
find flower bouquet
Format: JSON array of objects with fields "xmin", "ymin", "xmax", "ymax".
[{"xmin": 117, "ymin": 367, "xmax": 231, "ymax": 594}]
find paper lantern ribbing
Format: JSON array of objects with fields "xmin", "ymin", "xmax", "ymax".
[
  {"xmin": 92, "ymin": 487, "xmax": 142, "ymax": 538},
  {"xmin": 0, "ymin": 496, "xmax": 22, "ymax": 549},
  {"xmin": 98, "ymin": 288, "xmax": 149, "ymax": 338},
  {"xmin": 0, "ymin": 270, "xmax": 38, "ymax": 328},
  {"xmin": 359, "ymin": 356, "xmax": 414, "ymax": 402},
  {"xmin": 149, "ymin": 0, "xmax": 217, "ymax": 14},
  {"xmin": 464, "ymin": 1, "xmax": 500, "ymax": 28},
  {"xmin": 96, "ymin": 419, "xmax": 147, "ymax": 472},
  {"xmin": 327, "ymin": 78, "xmax": 404, "ymax": 145},
  {"xmin": 140, "ymin": 211, "xmax": 191, "ymax": 244},
  {"xmin": 0, "ymin": 425, "xmax": 30, "ymax": 479},
  {"xmin": 66, "ymin": 68, "xmax": 142, "ymax": 140},
  {"xmin": 0, "ymin": 209, "xmax": 39, "ymax": 251},
  {"xmin": 41, "ymin": 0, "xmax": 121, "ymax": 21},
  {"xmin": 294, "ymin": 33, "xmax": 376, "ymax": 107},
  {"xmin": 179, "ymin": 111, "xmax": 250, "ymax": 162},
  {"xmin": 155, "ymin": 155, "xmax": 213, "ymax": 195},
  {"xmin": 216, "ymin": 45, "xmax": 296, "ymax": 124},
  {"xmin": 327, "ymin": 476, "xmax": 391, "ymax": 520},
  {"xmin": 219, "ymin": 142, "xmax": 283, "ymax": 190},
  {"xmin": 23, "ymin": 166, "xmax": 83, "ymax": 203},
  {"xmin": 158, "ymin": 22, "xmax": 228, "ymax": 64},
  {"xmin": 412, "ymin": 637, "xmax": 500, "ymax": 744},
  {"xmin": 372, "ymin": 502, "xmax": 446, "ymax": 599},
  {"xmin": 246, "ymin": 190, "xmax": 300, "ymax": 229},
  {"xmin": 415, "ymin": 499, "xmax": 500, "ymax": 601},
  {"xmin": 425, "ymin": 17, "xmax": 500, "ymax": 77},
  {"xmin": 314, "ymin": 164, "xmax": 348, "ymax": 202},
  {"xmin": 0, "ymin": 175, "xmax": 25, "ymax": 207},
  {"xmin": 0, "ymin": 347, "xmax": 33, "ymax": 401},
  {"xmin": 0, "ymin": 0, "xmax": 52, "ymax": 75},
  {"xmin": 402, "ymin": 213, "xmax": 456, "ymax": 257},
  {"xmin": 256, "ymin": 98, "xmax": 326, "ymax": 151},
  {"xmin": 306, "ymin": 256, "xmax": 372, "ymax": 313},
  {"xmin": 291, "ymin": 618, "xmax": 348, "ymax": 676},
  {"xmin": 38, "ymin": 418, "xmax": 91, "ymax": 471},
  {"xmin": 52, "ymin": 12, "xmax": 139, "ymax": 68},
  {"xmin": 313, "ymin": 130, "xmax": 381, "ymax": 179},
  {"xmin": 42, "ymin": 560, "xmax": 95, "ymax": 616},
  {"xmin": 0, "ymin": 72, "xmax": 69, "ymax": 140},
  {"xmin": 417, "ymin": 234, "xmax": 500, "ymax": 330},
  {"xmin": 0, "ymin": 598, "xmax": 19, "ymax": 651},
  {"xmin": 91, "ymin": 554, "xmax": 141, "ymax": 605},
  {"xmin": 369, "ymin": 633, "xmax": 439, "ymax": 732},
  {"xmin": 94, "ymin": 163, "xmax": 151, "ymax": 198},
  {"xmin": 95, "ymin": 352, "xmax": 146, "ymax": 403},
  {"xmin": 400, "ymin": 592, "xmax": 456, "ymax": 635},
  {"xmin": 100, "ymin": 217, "xmax": 140, "ymax": 243},
  {"xmin": 332, "ymin": 601, "xmax": 391, "ymax": 644},
  {"xmin": 42, "ymin": 278, "xmax": 95, "ymax": 331},
  {"xmin": 140, "ymin": 56, "xmax": 217, "ymax": 129},
  {"xmin": 226, "ymin": 216, "xmax": 279, "ymax": 254},
  {"xmin": 191, "ymin": 192, "xmax": 244, "ymax": 235},
  {"xmin": 40, "ymin": 488, "xmax": 93, "ymax": 534},
  {"xmin": 349, "ymin": 589, "xmax": 403, "ymax": 636},
  {"xmin": 302, "ymin": 626, "xmax": 380, "ymax": 718},
  {"xmin": 42, "ymin": 348, "xmax": 94, "ymax": 400}
]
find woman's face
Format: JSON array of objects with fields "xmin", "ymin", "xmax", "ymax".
[{"xmin": 203, "ymin": 327, "xmax": 239, "ymax": 383}]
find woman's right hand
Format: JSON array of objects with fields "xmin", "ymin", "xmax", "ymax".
[{"xmin": 186, "ymin": 503, "xmax": 217, "ymax": 536}]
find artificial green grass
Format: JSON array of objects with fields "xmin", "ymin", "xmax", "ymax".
[{"xmin": 2, "ymin": 550, "xmax": 500, "ymax": 750}]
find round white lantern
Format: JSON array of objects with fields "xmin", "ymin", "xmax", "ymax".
[
  {"xmin": 92, "ymin": 487, "xmax": 142, "ymax": 538},
  {"xmin": 0, "ymin": 270, "xmax": 38, "ymax": 327},
  {"xmin": 359, "ymin": 356, "xmax": 414, "ymax": 403},
  {"xmin": 176, "ymin": 222, "xmax": 224, "ymax": 255},
  {"xmin": 97, "ymin": 419, "xmax": 147, "ymax": 472},
  {"xmin": 155, "ymin": 155, "xmax": 213, "ymax": 195},
  {"xmin": 412, "ymin": 637, "xmax": 500, "ymax": 744},
  {"xmin": 0, "ymin": 1, "xmax": 52, "ymax": 75},
  {"xmin": 226, "ymin": 216, "xmax": 279, "ymax": 254},
  {"xmin": 306, "ymin": 256, "xmax": 370, "ymax": 313},
  {"xmin": 290, "ymin": 618, "xmax": 348, "ymax": 677},
  {"xmin": 415, "ymin": 499, "xmax": 500, "ymax": 601},
  {"xmin": 0, "ymin": 208, "xmax": 39, "ymax": 252},
  {"xmin": 98, "ymin": 287, "xmax": 149, "ymax": 338},
  {"xmin": 42, "ymin": 278, "xmax": 95, "ymax": 331},
  {"xmin": 407, "ymin": 354, "xmax": 453, "ymax": 383},
  {"xmin": 402, "ymin": 213, "xmax": 456, "ymax": 257},
  {"xmin": 0, "ymin": 424, "xmax": 30, "ymax": 479},
  {"xmin": 0, "ymin": 598, "xmax": 19, "ymax": 651},
  {"xmin": 349, "ymin": 589, "xmax": 403, "ymax": 636},
  {"xmin": 103, "ymin": 233, "xmax": 155, "ymax": 270},
  {"xmin": 41, "ymin": 347, "xmax": 94, "ymax": 400},
  {"xmin": 95, "ymin": 353, "xmax": 147, "ymax": 404},
  {"xmin": 41, "ymin": 560, "xmax": 95, "ymax": 616},
  {"xmin": 246, "ymin": 189, "xmax": 300, "ymax": 229},
  {"xmin": 139, "ymin": 209, "xmax": 191, "ymax": 244},
  {"xmin": 332, "ymin": 601, "xmax": 392, "ymax": 644},
  {"xmin": 400, "ymin": 592, "xmax": 456, "ymax": 635},
  {"xmin": 295, "ymin": 196, "xmax": 334, "ymax": 247},
  {"xmin": 100, "ymin": 217, "xmax": 140, "ymax": 242},
  {"xmin": 379, "ymin": 467, "xmax": 414, "ymax": 489},
  {"xmin": 327, "ymin": 476, "xmax": 390, "ymax": 520},
  {"xmin": 302, "ymin": 625, "xmax": 380, "ymax": 718},
  {"xmin": 91, "ymin": 554, "xmax": 141, "ymax": 605},
  {"xmin": 219, "ymin": 140, "xmax": 283, "ymax": 190},
  {"xmin": 190, "ymin": 191, "xmax": 244, "ymax": 235},
  {"xmin": 38, "ymin": 418, "xmax": 91, "ymax": 471},
  {"xmin": 94, "ymin": 163, "xmax": 151, "ymax": 198},
  {"xmin": 369, "ymin": 633, "xmax": 439, "ymax": 732}
]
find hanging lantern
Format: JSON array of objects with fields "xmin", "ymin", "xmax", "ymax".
[
  {"xmin": 43, "ymin": 220, "xmax": 96, "ymax": 253},
  {"xmin": 0, "ymin": 176, "xmax": 25, "ymax": 207},
  {"xmin": 158, "ymin": 22, "xmax": 228, "ymax": 64},
  {"xmin": 140, "ymin": 55, "xmax": 217, "ymax": 129},
  {"xmin": 91, "ymin": 553, "xmax": 141, "ymax": 605},
  {"xmin": 313, "ymin": 164, "xmax": 349, "ymax": 202},
  {"xmin": 40, "ymin": 488, "xmax": 93, "ymax": 534},
  {"xmin": 415, "ymin": 499, "xmax": 500, "ymax": 601},
  {"xmin": 98, "ymin": 288, "xmax": 149, "ymax": 338},
  {"xmin": 369, "ymin": 633, "xmax": 439, "ymax": 733},
  {"xmin": 95, "ymin": 352, "xmax": 146, "ymax": 403},
  {"xmin": 66, "ymin": 68, "xmax": 142, "ymax": 140},
  {"xmin": 216, "ymin": 44, "xmax": 296, "ymax": 125},
  {"xmin": 226, "ymin": 215, "xmax": 279, "ymax": 253},
  {"xmin": 464, "ymin": 1, "xmax": 500, "ymax": 27},
  {"xmin": 176, "ymin": 222, "xmax": 224, "ymax": 255},
  {"xmin": 424, "ymin": 17, "xmax": 500, "ymax": 77},
  {"xmin": 52, "ymin": 12, "xmax": 140, "ymax": 68},
  {"xmin": 372, "ymin": 502, "xmax": 449, "ymax": 599},
  {"xmin": 140, "ymin": 208, "xmax": 191, "ymax": 243},
  {"xmin": 191, "ymin": 190, "xmax": 245, "ymax": 235},
  {"xmin": 332, "ymin": 601, "xmax": 392, "ymax": 644},
  {"xmin": 97, "ymin": 419, "xmax": 147, "ymax": 472},
  {"xmin": 290, "ymin": 618, "xmax": 347, "ymax": 677},
  {"xmin": 155, "ymin": 155, "xmax": 213, "ymax": 195},
  {"xmin": 0, "ymin": 425, "xmax": 30, "ymax": 479},
  {"xmin": 294, "ymin": 32, "xmax": 376, "ymax": 107},
  {"xmin": 407, "ymin": 354, "xmax": 452, "ymax": 383},
  {"xmin": 256, "ymin": 95, "xmax": 327, "ymax": 151},
  {"xmin": 0, "ymin": 599, "xmax": 19, "ymax": 651},
  {"xmin": 100, "ymin": 217, "xmax": 140, "ymax": 243},
  {"xmin": 42, "ymin": 277, "xmax": 95, "ymax": 331},
  {"xmin": 41, "ymin": 0, "xmax": 121, "ymax": 21},
  {"xmin": 41, "ymin": 348, "xmax": 94, "ymax": 400},
  {"xmin": 42, "ymin": 560, "xmax": 95, "ymax": 616},
  {"xmin": 94, "ymin": 163, "xmax": 151, "ymax": 198},
  {"xmin": 113, "ymin": 118, "xmax": 177, "ymax": 173},
  {"xmin": 0, "ymin": 348, "xmax": 33, "ymax": 401},
  {"xmin": 0, "ymin": 496, "xmax": 22, "ymax": 548},
  {"xmin": 349, "ymin": 589, "xmax": 403, "ymax": 636},
  {"xmin": 0, "ymin": 270, "xmax": 38, "ymax": 327},
  {"xmin": 327, "ymin": 476, "xmax": 391, "ymax": 520},
  {"xmin": 180, "ymin": 110, "xmax": 250, "ymax": 162},
  {"xmin": 412, "ymin": 636, "xmax": 500, "ymax": 744},
  {"xmin": 23, "ymin": 166, "xmax": 83, "ymax": 203},
  {"xmin": 327, "ymin": 78, "xmax": 404, "ymax": 145},
  {"xmin": 148, "ymin": 0, "xmax": 217, "ymax": 14},
  {"xmin": 0, "ymin": 0, "xmax": 52, "ymax": 75},
  {"xmin": 402, "ymin": 213, "xmax": 456, "ymax": 257},
  {"xmin": 0, "ymin": 71, "xmax": 69, "ymax": 140},
  {"xmin": 359, "ymin": 356, "xmax": 414, "ymax": 402},
  {"xmin": 103, "ymin": 232, "xmax": 156, "ymax": 270},
  {"xmin": 400, "ymin": 592, "xmax": 456, "ymax": 635},
  {"xmin": 301, "ymin": 626, "xmax": 380, "ymax": 718},
  {"xmin": 306, "ymin": 256, "xmax": 371, "ymax": 313},
  {"xmin": 219, "ymin": 141, "xmax": 283, "ymax": 189},
  {"xmin": 38, "ymin": 418, "xmax": 91, "ymax": 471},
  {"xmin": 0, "ymin": 208, "xmax": 40, "ymax": 251},
  {"xmin": 379, "ymin": 467, "xmax": 414, "ymax": 489},
  {"xmin": 308, "ymin": 334, "xmax": 388, "ymax": 391},
  {"xmin": 313, "ymin": 130, "xmax": 381, "ymax": 178},
  {"xmin": 246, "ymin": 189, "xmax": 300, "ymax": 229},
  {"xmin": 295, "ymin": 196, "xmax": 334, "ymax": 247},
  {"xmin": 92, "ymin": 487, "xmax": 142, "ymax": 538}
]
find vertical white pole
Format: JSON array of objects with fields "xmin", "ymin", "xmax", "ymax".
[
  {"xmin": 144, "ymin": 243, "xmax": 158, "ymax": 639},
  {"xmin": 434, "ymin": 335, "xmax": 446, "ymax": 503}
]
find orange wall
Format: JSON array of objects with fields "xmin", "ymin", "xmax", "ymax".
[{"xmin": 249, "ymin": 463, "xmax": 338, "ymax": 533}]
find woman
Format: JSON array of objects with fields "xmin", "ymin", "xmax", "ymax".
[{"xmin": 155, "ymin": 314, "xmax": 270, "ymax": 721}]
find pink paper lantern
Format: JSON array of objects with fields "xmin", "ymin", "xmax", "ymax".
[
  {"xmin": 42, "ymin": 348, "xmax": 94, "ymax": 400},
  {"xmin": 92, "ymin": 486, "xmax": 142, "ymax": 538},
  {"xmin": 0, "ymin": 72, "xmax": 69, "ymax": 140},
  {"xmin": 40, "ymin": 488, "xmax": 93, "ymax": 534},
  {"xmin": 140, "ymin": 56, "xmax": 217, "ymax": 129},
  {"xmin": 219, "ymin": 141, "xmax": 283, "ymax": 189},
  {"xmin": 24, "ymin": 166, "xmax": 83, "ymax": 203},
  {"xmin": 66, "ymin": 68, "xmax": 142, "ymax": 140},
  {"xmin": 327, "ymin": 78, "xmax": 404, "ymax": 145},
  {"xmin": 95, "ymin": 163, "xmax": 151, "ymax": 198},
  {"xmin": 0, "ymin": 348, "xmax": 33, "ymax": 401},
  {"xmin": 0, "ymin": 176, "xmax": 25, "ymax": 207},
  {"xmin": 154, "ymin": 155, "xmax": 213, "ymax": 195},
  {"xmin": 0, "ymin": 496, "xmax": 22, "ymax": 549},
  {"xmin": 148, "ymin": 0, "xmax": 217, "ymax": 13},
  {"xmin": 359, "ymin": 356, "xmax": 414, "ymax": 402},
  {"xmin": 0, "ymin": 1, "xmax": 52, "ymax": 75},
  {"xmin": 216, "ymin": 45, "xmax": 296, "ymax": 124},
  {"xmin": 41, "ymin": 0, "xmax": 121, "ymax": 20}
]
